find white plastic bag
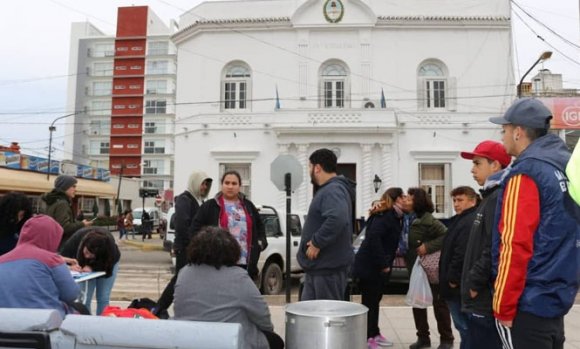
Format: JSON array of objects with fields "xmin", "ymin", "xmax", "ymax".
[{"xmin": 405, "ymin": 258, "xmax": 433, "ymax": 308}]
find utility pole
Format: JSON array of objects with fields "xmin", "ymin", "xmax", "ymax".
[{"xmin": 47, "ymin": 112, "xmax": 77, "ymax": 180}]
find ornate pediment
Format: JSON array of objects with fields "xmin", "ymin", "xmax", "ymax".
[{"xmin": 291, "ymin": 0, "xmax": 376, "ymax": 27}]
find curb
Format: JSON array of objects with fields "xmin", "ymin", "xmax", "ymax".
[{"xmin": 121, "ymin": 239, "xmax": 165, "ymax": 252}]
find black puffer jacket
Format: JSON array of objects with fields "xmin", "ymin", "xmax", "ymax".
[
  {"xmin": 461, "ymin": 183, "xmax": 501, "ymax": 315},
  {"xmin": 189, "ymin": 193, "xmax": 266, "ymax": 278},
  {"xmin": 439, "ymin": 206, "xmax": 477, "ymax": 300},
  {"xmin": 353, "ymin": 209, "xmax": 402, "ymax": 280}
]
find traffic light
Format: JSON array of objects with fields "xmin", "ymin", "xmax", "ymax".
[{"xmin": 139, "ymin": 188, "xmax": 159, "ymax": 198}]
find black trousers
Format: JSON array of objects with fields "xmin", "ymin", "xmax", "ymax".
[
  {"xmin": 496, "ymin": 312, "xmax": 564, "ymax": 349},
  {"xmin": 156, "ymin": 249, "xmax": 187, "ymax": 312},
  {"xmin": 358, "ymin": 274, "xmax": 388, "ymax": 339},
  {"xmin": 412, "ymin": 283, "xmax": 454, "ymax": 343},
  {"xmin": 262, "ymin": 330, "xmax": 284, "ymax": 349}
]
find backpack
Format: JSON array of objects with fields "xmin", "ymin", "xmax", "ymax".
[{"xmin": 128, "ymin": 297, "xmax": 169, "ymax": 320}]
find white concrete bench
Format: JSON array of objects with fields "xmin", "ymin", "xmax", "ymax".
[{"xmin": 0, "ymin": 308, "xmax": 242, "ymax": 349}]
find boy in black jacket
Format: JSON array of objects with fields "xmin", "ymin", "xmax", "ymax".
[{"xmin": 459, "ymin": 141, "xmax": 511, "ymax": 349}]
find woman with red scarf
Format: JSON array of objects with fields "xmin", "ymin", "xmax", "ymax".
[{"xmin": 189, "ymin": 170, "xmax": 267, "ymax": 279}]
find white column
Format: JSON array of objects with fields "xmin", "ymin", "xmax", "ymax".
[
  {"xmin": 380, "ymin": 143, "xmax": 393, "ymax": 190},
  {"xmin": 296, "ymin": 144, "xmax": 309, "ymax": 213},
  {"xmin": 361, "ymin": 143, "xmax": 374, "ymax": 209}
]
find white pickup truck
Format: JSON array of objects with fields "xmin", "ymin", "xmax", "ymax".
[{"xmin": 257, "ymin": 206, "xmax": 304, "ymax": 295}]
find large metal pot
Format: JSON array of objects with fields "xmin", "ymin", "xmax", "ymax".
[{"xmin": 285, "ymin": 300, "xmax": 367, "ymax": 349}]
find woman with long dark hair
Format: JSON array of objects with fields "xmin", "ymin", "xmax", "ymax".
[
  {"xmin": 174, "ymin": 226, "xmax": 283, "ymax": 349},
  {"xmin": 190, "ymin": 170, "xmax": 267, "ymax": 279},
  {"xmin": 353, "ymin": 187, "xmax": 404, "ymax": 349},
  {"xmin": 0, "ymin": 192, "xmax": 33, "ymax": 256},
  {"xmin": 60, "ymin": 227, "xmax": 120, "ymax": 315},
  {"xmin": 405, "ymin": 187, "xmax": 453, "ymax": 349}
]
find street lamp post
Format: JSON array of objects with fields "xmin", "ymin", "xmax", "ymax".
[
  {"xmin": 47, "ymin": 113, "xmax": 76, "ymax": 180},
  {"xmin": 517, "ymin": 51, "xmax": 553, "ymax": 98}
]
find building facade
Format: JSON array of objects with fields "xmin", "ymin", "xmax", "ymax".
[
  {"xmin": 64, "ymin": 6, "xmax": 177, "ymax": 192},
  {"xmin": 171, "ymin": 0, "xmax": 515, "ymax": 218}
]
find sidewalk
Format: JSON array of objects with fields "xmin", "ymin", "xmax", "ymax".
[
  {"xmin": 117, "ymin": 233, "xmax": 165, "ymax": 252},
  {"xmin": 107, "ymin": 299, "xmax": 580, "ymax": 349},
  {"xmin": 112, "ymin": 236, "xmax": 580, "ymax": 348}
]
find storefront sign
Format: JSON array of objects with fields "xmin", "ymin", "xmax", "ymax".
[{"xmin": 540, "ymin": 98, "xmax": 580, "ymax": 129}]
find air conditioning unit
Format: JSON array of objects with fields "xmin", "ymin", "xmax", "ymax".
[{"xmin": 146, "ymin": 89, "xmax": 157, "ymax": 94}]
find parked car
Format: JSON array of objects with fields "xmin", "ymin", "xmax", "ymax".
[
  {"xmin": 163, "ymin": 207, "xmax": 175, "ymax": 253},
  {"xmin": 132, "ymin": 207, "xmax": 161, "ymax": 234},
  {"xmin": 256, "ymin": 205, "xmax": 304, "ymax": 295}
]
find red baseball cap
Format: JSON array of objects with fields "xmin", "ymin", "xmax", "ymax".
[{"xmin": 460, "ymin": 140, "xmax": 511, "ymax": 168}]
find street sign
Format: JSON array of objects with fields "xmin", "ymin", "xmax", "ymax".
[
  {"xmin": 139, "ymin": 188, "xmax": 159, "ymax": 198},
  {"xmin": 270, "ymin": 154, "xmax": 304, "ymax": 191}
]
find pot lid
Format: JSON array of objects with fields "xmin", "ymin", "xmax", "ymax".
[{"xmin": 285, "ymin": 300, "xmax": 367, "ymax": 317}]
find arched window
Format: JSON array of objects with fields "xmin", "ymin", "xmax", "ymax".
[
  {"xmin": 222, "ymin": 62, "xmax": 251, "ymax": 110},
  {"xmin": 320, "ymin": 61, "xmax": 349, "ymax": 108},
  {"xmin": 417, "ymin": 60, "xmax": 454, "ymax": 110}
]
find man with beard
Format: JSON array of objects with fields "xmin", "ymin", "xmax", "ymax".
[
  {"xmin": 297, "ymin": 148, "xmax": 356, "ymax": 301},
  {"xmin": 154, "ymin": 171, "xmax": 212, "ymax": 317}
]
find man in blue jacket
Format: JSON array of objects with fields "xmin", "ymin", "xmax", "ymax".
[
  {"xmin": 297, "ymin": 148, "xmax": 355, "ymax": 301},
  {"xmin": 489, "ymin": 98, "xmax": 580, "ymax": 349}
]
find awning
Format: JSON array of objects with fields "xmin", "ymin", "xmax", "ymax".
[{"xmin": 0, "ymin": 168, "xmax": 116, "ymax": 198}]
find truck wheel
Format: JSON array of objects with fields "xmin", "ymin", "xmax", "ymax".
[{"xmin": 262, "ymin": 262, "xmax": 283, "ymax": 295}]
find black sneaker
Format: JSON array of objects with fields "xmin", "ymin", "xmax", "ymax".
[
  {"xmin": 409, "ymin": 339, "xmax": 431, "ymax": 349},
  {"xmin": 437, "ymin": 343, "xmax": 453, "ymax": 349}
]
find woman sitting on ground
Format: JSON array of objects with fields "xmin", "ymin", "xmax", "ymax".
[
  {"xmin": 0, "ymin": 215, "xmax": 80, "ymax": 318},
  {"xmin": 174, "ymin": 226, "xmax": 284, "ymax": 349},
  {"xmin": 60, "ymin": 227, "xmax": 120, "ymax": 315}
]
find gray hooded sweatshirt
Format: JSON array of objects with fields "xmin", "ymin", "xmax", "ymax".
[{"xmin": 297, "ymin": 175, "xmax": 356, "ymax": 274}]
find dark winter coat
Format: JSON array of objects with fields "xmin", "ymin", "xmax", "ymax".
[
  {"xmin": 405, "ymin": 212, "xmax": 447, "ymax": 274},
  {"xmin": 59, "ymin": 228, "xmax": 120, "ymax": 278},
  {"xmin": 41, "ymin": 190, "xmax": 83, "ymax": 246},
  {"xmin": 189, "ymin": 194, "xmax": 266, "ymax": 278},
  {"xmin": 172, "ymin": 191, "xmax": 200, "ymax": 253},
  {"xmin": 461, "ymin": 176, "xmax": 502, "ymax": 316},
  {"xmin": 353, "ymin": 209, "xmax": 402, "ymax": 280},
  {"xmin": 439, "ymin": 206, "xmax": 477, "ymax": 300}
]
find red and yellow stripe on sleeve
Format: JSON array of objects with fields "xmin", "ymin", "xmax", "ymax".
[{"xmin": 493, "ymin": 174, "xmax": 540, "ymax": 321}]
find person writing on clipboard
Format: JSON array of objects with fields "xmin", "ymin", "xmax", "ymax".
[{"xmin": 60, "ymin": 227, "xmax": 120, "ymax": 315}]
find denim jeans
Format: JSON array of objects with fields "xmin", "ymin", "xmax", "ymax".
[
  {"xmin": 84, "ymin": 262, "xmax": 119, "ymax": 315},
  {"xmin": 447, "ymin": 299, "xmax": 469, "ymax": 349}
]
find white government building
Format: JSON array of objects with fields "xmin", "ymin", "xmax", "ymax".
[{"xmin": 171, "ymin": 0, "xmax": 514, "ymax": 218}]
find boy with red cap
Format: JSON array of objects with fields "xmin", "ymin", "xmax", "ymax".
[{"xmin": 459, "ymin": 140, "xmax": 511, "ymax": 349}]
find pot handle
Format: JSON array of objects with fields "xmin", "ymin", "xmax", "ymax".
[{"xmin": 323, "ymin": 320, "xmax": 346, "ymax": 328}]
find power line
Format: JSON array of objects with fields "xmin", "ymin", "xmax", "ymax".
[
  {"xmin": 511, "ymin": 1, "xmax": 580, "ymax": 50},
  {"xmin": 512, "ymin": 10, "xmax": 580, "ymax": 68}
]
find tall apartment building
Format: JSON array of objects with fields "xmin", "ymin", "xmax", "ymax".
[{"xmin": 65, "ymin": 6, "xmax": 176, "ymax": 192}]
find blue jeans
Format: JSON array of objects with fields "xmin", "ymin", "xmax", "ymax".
[
  {"xmin": 118, "ymin": 228, "xmax": 126, "ymax": 239},
  {"xmin": 84, "ymin": 263, "xmax": 119, "ymax": 315},
  {"xmin": 467, "ymin": 312, "xmax": 502, "ymax": 349},
  {"xmin": 447, "ymin": 299, "xmax": 469, "ymax": 349}
]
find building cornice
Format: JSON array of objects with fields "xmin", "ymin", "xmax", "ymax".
[
  {"xmin": 376, "ymin": 15, "xmax": 510, "ymax": 28},
  {"xmin": 172, "ymin": 17, "xmax": 292, "ymax": 44},
  {"xmin": 172, "ymin": 15, "xmax": 510, "ymax": 44}
]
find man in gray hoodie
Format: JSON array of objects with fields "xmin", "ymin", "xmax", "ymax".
[
  {"xmin": 155, "ymin": 171, "xmax": 212, "ymax": 316},
  {"xmin": 298, "ymin": 148, "xmax": 356, "ymax": 301}
]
